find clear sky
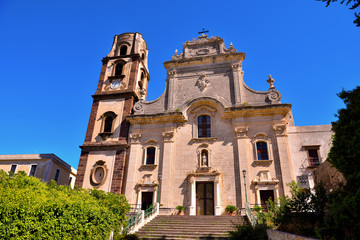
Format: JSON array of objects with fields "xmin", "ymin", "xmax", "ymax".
[{"xmin": 1, "ymin": 0, "xmax": 359, "ymax": 169}]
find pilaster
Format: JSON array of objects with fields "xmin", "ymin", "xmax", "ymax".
[
  {"xmin": 234, "ymin": 127, "xmax": 250, "ymax": 207},
  {"xmin": 159, "ymin": 131, "xmax": 175, "ymax": 207},
  {"xmin": 273, "ymin": 124, "xmax": 294, "ymax": 196},
  {"xmin": 231, "ymin": 63, "xmax": 242, "ymax": 105},
  {"xmin": 124, "ymin": 133, "xmax": 142, "ymax": 203},
  {"xmin": 166, "ymin": 71, "xmax": 176, "ymax": 110}
]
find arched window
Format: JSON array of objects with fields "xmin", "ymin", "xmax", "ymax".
[
  {"xmin": 141, "ymin": 53, "xmax": 145, "ymax": 61},
  {"xmin": 120, "ymin": 45, "xmax": 127, "ymax": 55},
  {"xmin": 198, "ymin": 115, "xmax": 211, "ymax": 138},
  {"xmin": 114, "ymin": 63, "xmax": 123, "ymax": 76},
  {"xmin": 201, "ymin": 150, "xmax": 209, "ymax": 166},
  {"xmin": 256, "ymin": 142, "xmax": 269, "ymax": 160},
  {"xmin": 146, "ymin": 147, "xmax": 156, "ymax": 165},
  {"xmin": 104, "ymin": 116, "xmax": 114, "ymax": 133},
  {"xmin": 100, "ymin": 111, "xmax": 117, "ymax": 139}
]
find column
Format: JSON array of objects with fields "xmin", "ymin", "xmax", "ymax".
[
  {"xmin": 166, "ymin": 70, "xmax": 176, "ymax": 110},
  {"xmin": 124, "ymin": 133, "xmax": 142, "ymax": 203},
  {"xmin": 273, "ymin": 124, "xmax": 294, "ymax": 196},
  {"xmin": 235, "ymin": 127, "xmax": 250, "ymax": 208},
  {"xmin": 214, "ymin": 175, "xmax": 222, "ymax": 215},
  {"xmin": 189, "ymin": 176, "xmax": 196, "ymax": 215},
  {"xmin": 231, "ymin": 63, "xmax": 242, "ymax": 105},
  {"xmin": 153, "ymin": 186, "xmax": 158, "ymax": 204},
  {"xmin": 160, "ymin": 131, "xmax": 175, "ymax": 207}
]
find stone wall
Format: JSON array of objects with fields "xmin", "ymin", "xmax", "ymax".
[
  {"xmin": 313, "ymin": 161, "xmax": 346, "ymax": 192},
  {"xmin": 267, "ymin": 229, "xmax": 318, "ymax": 240}
]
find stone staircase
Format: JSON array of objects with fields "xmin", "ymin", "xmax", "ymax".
[{"xmin": 135, "ymin": 215, "xmax": 247, "ymax": 239}]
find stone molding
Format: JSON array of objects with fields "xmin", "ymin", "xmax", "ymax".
[
  {"xmin": 273, "ymin": 124, "xmax": 287, "ymax": 136},
  {"xmin": 162, "ymin": 131, "xmax": 175, "ymax": 142},
  {"xmin": 195, "ymin": 74, "xmax": 210, "ymax": 92},
  {"xmin": 253, "ymin": 160, "xmax": 273, "ymax": 167},
  {"xmin": 234, "ymin": 127, "xmax": 249, "ymax": 138},
  {"xmin": 191, "ymin": 137, "xmax": 217, "ymax": 143},
  {"xmin": 129, "ymin": 133, "xmax": 142, "ymax": 144}
]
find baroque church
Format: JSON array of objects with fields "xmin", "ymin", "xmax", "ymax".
[{"xmin": 75, "ymin": 32, "xmax": 332, "ymax": 215}]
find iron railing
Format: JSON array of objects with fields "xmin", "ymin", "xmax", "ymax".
[
  {"xmin": 245, "ymin": 202, "xmax": 257, "ymax": 226},
  {"xmin": 144, "ymin": 204, "xmax": 157, "ymax": 218},
  {"xmin": 308, "ymin": 157, "xmax": 321, "ymax": 167},
  {"xmin": 125, "ymin": 203, "xmax": 159, "ymax": 234},
  {"xmin": 126, "ymin": 211, "xmax": 142, "ymax": 232}
]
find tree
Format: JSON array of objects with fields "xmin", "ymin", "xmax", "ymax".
[
  {"xmin": 316, "ymin": 0, "xmax": 360, "ymax": 26},
  {"xmin": 321, "ymin": 86, "xmax": 360, "ymax": 239},
  {"xmin": 0, "ymin": 170, "xmax": 130, "ymax": 239},
  {"xmin": 328, "ymin": 86, "xmax": 360, "ymax": 184}
]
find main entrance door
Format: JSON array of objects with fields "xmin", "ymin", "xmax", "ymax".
[
  {"xmin": 141, "ymin": 192, "xmax": 153, "ymax": 210},
  {"xmin": 196, "ymin": 182, "xmax": 214, "ymax": 215},
  {"xmin": 260, "ymin": 190, "xmax": 274, "ymax": 211}
]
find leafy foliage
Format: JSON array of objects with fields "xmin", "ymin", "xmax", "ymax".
[
  {"xmin": 319, "ymin": 86, "xmax": 360, "ymax": 239},
  {"xmin": 0, "ymin": 170, "xmax": 129, "ymax": 240},
  {"xmin": 328, "ymin": 86, "xmax": 360, "ymax": 183},
  {"xmin": 316, "ymin": 0, "xmax": 360, "ymax": 26},
  {"xmin": 229, "ymin": 224, "xmax": 268, "ymax": 240},
  {"xmin": 254, "ymin": 181, "xmax": 327, "ymax": 238},
  {"xmin": 225, "ymin": 205, "xmax": 238, "ymax": 213}
]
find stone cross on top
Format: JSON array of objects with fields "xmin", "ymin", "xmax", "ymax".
[
  {"xmin": 267, "ymin": 74, "xmax": 275, "ymax": 89},
  {"xmin": 198, "ymin": 28, "xmax": 209, "ymax": 35}
]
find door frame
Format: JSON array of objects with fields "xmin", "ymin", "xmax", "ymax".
[
  {"xmin": 188, "ymin": 172, "xmax": 222, "ymax": 216},
  {"xmin": 196, "ymin": 181, "xmax": 215, "ymax": 215}
]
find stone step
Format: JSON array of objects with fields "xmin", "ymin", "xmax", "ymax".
[
  {"xmin": 136, "ymin": 215, "xmax": 246, "ymax": 239},
  {"xmin": 137, "ymin": 232, "xmax": 229, "ymax": 238}
]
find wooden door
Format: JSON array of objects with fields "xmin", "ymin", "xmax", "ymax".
[
  {"xmin": 141, "ymin": 192, "xmax": 153, "ymax": 210},
  {"xmin": 260, "ymin": 190, "xmax": 274, "ymax": 211},
  {"xmin": 196, "ymin": 182, "xmax": 214, "ymax": 215}
]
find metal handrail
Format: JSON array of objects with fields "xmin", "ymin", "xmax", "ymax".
[
  {"xmin": 129, "ymin": 204, "xmax": 142, "ymax": 213},
  {"xmin": 126, "ymin": 211, "xmax": 142, "ymax": 232},
  {"xmin": 245, "ymin": 202, "xmax": 257, "ymax": 226},
  {"xmin": 125, "ymin": 203, "xmax": 159, "ymax": 234},
  {"xmin": 144, "ymin": 204, "xmax": 156, "ymax": 218}
]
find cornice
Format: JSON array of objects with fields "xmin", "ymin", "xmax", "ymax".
[
  {"xmin": 163, "ymin": 52, "xmax": 245, "ymax": 69},
  {"xmin": 92, "ymin": 91, "xmax": 138, "ymax": 101},
  {"xmin": 127, "ymin": 112, "xmax": 186, "ymax": 125},
  {"xmin": 80, "ymin": 141, "xmax": 129, "ymax": 151},
  {"xmin": 223, "ymin": 104, "xmax": 292, "ymax": 118}
]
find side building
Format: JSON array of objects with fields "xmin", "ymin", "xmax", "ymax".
[
  {"xmin": 0, "ymin": 154, "xmax": 77, "ymax": 188},
  {"xmin": 76, "ymin": 33, "xmax": 332, "ymax": 215}
]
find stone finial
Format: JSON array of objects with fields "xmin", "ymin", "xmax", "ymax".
[
  {"xmin": 175, "ymin": 49, "xmax": 178, "ymax": 55},
  {"xmin": 230, "ymin": 42, "xmax": 233, "ymax": 48},
  {"xmin": 267, "ymin": 74, "xmax": 275, "ymax": 89}
]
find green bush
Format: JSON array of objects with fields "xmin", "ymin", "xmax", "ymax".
[
  {"xmin": 229, "ymin": 224, "xmax": 268, "ymax": 240},
  {"xmin": 225, "ymin": 205, "xmax": 238, "ymax": 214},
  {"xmin": 0, "ymin": 170, "xmax": 129, "ymax": 239},
  {"xmin": 176, "ymin": 205, "xmax": 185, "ymax": 212}
]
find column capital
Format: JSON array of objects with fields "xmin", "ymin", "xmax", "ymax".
[
  {"xmin": 273, "ymin": 124, "xmax": 287, "ymax": 136},
  {"xmin": 231, "ymin": 63, "xmax": 242, "ymax": 70},
  {"xmin": 129, "ymin": 133, "xmax": 142, "ymax": 144},
  {"xmin": 234, "ymin": 127, "xmax": 249, "ymax": 139},
  {"xmin": 167, "ymin": 70, "xmax": 176, "ymax": 77},
  {"xmin": 162, "ymin": 131, "xmax": 175, "ymax": 142}
]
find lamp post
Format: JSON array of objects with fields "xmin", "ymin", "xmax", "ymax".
[{"xmin": 242, "ymin": 169, "xmax": 248, "ymax": 203}]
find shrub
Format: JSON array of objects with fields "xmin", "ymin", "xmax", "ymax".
[
  {"xmin": 176, "ymin": 205, "xmax": 185, "ymax": 212},
  {"xmin": 0, "ymin": 170, "xmax": 129, "ymax": 239},
  {"xmin": 225, "ymin": 205, "xmax": 238, "ymax": 214},
  {"xmin": 229, "ymin": 224, "xmax": 268, "ymax": 240}
]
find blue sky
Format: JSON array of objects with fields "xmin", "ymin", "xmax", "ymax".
[{"xmin": 1, "ymin": 0, "xmax": 359, "ymax": 169}]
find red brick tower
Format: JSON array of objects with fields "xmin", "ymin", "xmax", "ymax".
[{"xmin": 75, "ymin": 33, "xmax": 149, "ymax": 194}]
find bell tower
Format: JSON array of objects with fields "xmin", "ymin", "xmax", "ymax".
[{"xmin": 75, "ymin": 32, "xmax": 149, "ymax": 194}]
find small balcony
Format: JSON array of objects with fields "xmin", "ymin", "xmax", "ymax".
[{"xmin": 307, "ymin": 157, "xmax": 321, "ymax": 168}]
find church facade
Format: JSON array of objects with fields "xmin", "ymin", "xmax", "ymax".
[{"xmin": 75, "ymin": 32, "xmax": 332, "ymax": 215}]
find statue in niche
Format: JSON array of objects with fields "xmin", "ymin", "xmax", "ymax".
[{"xmin": 201, "ymin": 150, "xmax": 208, "ymax": 167}]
